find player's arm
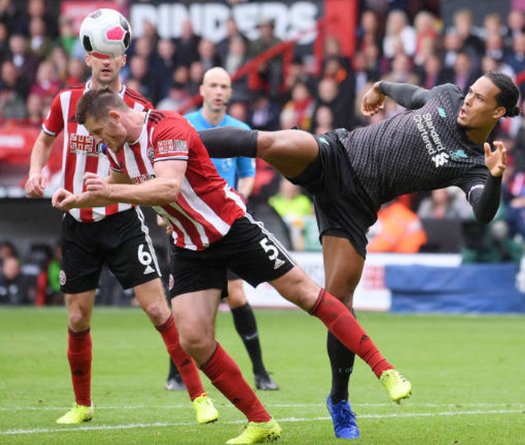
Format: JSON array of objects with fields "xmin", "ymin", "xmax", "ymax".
[
  {"xmin": 25, "ymin": 132, "xmax": 56, "ymax": 197},
  {"xmin": 362, "ymin": 81, "xmax": 431, "ymax": 115},
  {"xmin": 460, "ymin": 141, "xmax": 506, "ymax": 224}
]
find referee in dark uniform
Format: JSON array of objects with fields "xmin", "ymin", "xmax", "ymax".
[{"xmin": 197, "ymin": 71, "xmax": 520, "ymax": 439}]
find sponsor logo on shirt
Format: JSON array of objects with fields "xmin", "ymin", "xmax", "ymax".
[
  {"xmin": 158, "ymin": 139, "xmax": 188, "ymax": 155},
  {"xmin": 69, "ymin": 133, "xmax": 103, "ymax": 156},
  {"xmin": 432, "ymin": 152, "xmax": 450, "ymax": 167}
]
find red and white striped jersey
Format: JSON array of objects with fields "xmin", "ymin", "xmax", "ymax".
[
  {"xmin": 107, "ymin": 110, "xmax": 246, "ymax": 251},
  {"xmin": 42, "ymin": 82, "xmax": 152, "ymax": 222}
]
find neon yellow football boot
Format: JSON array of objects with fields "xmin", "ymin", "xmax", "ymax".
[
  {"xmin": 56, "ymin": 402, "xmax": 94, "ymax": 424},
  {"xmin": 380, "ymin": 369, "xmax": 412, "ymax": 404},
  {"xmin": 226, "ymin": 418, "xmax": 282, "ymax": 444},
  {"xmin": 193, "ymin": 394, "xmax": 219, "ymax": 424}
]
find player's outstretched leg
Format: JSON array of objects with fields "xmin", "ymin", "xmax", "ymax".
[
  {"xmin": 198, "ymin": 126, "xmax": 319, "ymax": 180},
  {"xmin": 271, "ymin": 269, "xmax": 412, "ymax": 404}
]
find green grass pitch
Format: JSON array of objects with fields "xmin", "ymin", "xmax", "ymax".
[{"xmin": 0, "ymin": 307, "xmax": 524, "ymax": 444}]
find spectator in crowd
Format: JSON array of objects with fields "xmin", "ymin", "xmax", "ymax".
[
  {"xmin": 175, "ymin": 19, "xmax": 200, "ymax": 67},
  {"xmin": 0, "ymin": 0, "xmax": 19, "ymax": 35},
  {"xmin": 126, "ymin": 55, "xmax": 153, "ymax": 101},
  {"xmin": 0, "ymin": 240, "xmax": 18, "ymax": 265},
  {"xmin": 383, "ymin": 9, "xmax": 416, "ymax": 59},
  {"xmin": 0, "ymin": 256, "xmax": 32, "ymax": 305},
  {"xmin": 482, "ymin": 13, "xmax": 503, "ymax": 39},
  {"xmin": 452, "ymin": 8, "xmax": 484, "ymax": 66},
  {"xmin": 65, "ymin": 56, "xmax": 86, "ymax": 85},
  {"xmin": 316, "ymin": 76, "xmax": 354, "ymax": 130},
  {"xmin": 248, "ymin": 91, "xmax": 281, "ymax": 131},
  {"xmin": 30, "ymin": 60, "xmax": 61, "ymax": 105},
  {"xmin": 49, "ymin": 45, "xmax": 69, "ymax": 84},
  {"xmin": 418, "ymin": 54, "xmax": 452, "ymax": 90},
  {"xmin": 187, "ymin": 60, "xmax": 205, "ymax": 96},
  {"xmin": 269, "ymin": 176, "xmax": 313, "ymax": 219},
  {"xmin": 24, "ymin": 92, "xmax": 46, "ymax": 127},
  {"xmin": 368, "ymin": 200, "xmax": 428, "ymax": 253},
  {"xmin": 247, "ymin": 16, "xmax": 283, "ymax": 99},
  {"xmin": 451, "ymin": 51, "xmax": 480, "ymax": 94},
  {"xmin": 28, "ymin": 17, "xmax": 54, "ymax": 60},
  {"xmin": 0, "ymin": 60, "xmax": 27, "ymax": 118},
  {"xmin": 197, "ymin": 38, "xmax": 221, "ymax": 73},
  {"xmin": 224, "ymin": 35, "xmax": 247, "ymax": 76},
  {"xmin": 279, "ymin": 106, "xmax": 298, "ymax": 130},
  {"xmin": 505, "ymin": 33, "xmax": 525, "ymax": 87},
  {"xmin": 216, "ymin": 16, "xmax": 248, "ymax": 64},
  {"xmin": 0, "ymin": 23, "xmax": 9, "ymax": 64},
  {"xmin": 8, "ymin": 33, "xmax": 39, "ymax": 87},
  {"xmin": 484, "ymin": 32, "xmax": 506, "ymax": 63},
  {"xmin": 282, "ymin": 81, "xmax": 315, "ymax": 131},
  {"xmin": 382, "ymin": 52, "xmax": 419, "ymax": 85},
  {"xmin": 357, "ymin": 9, "xmax": 382, "ymax": 55},
  {"xmin": 15, "ymin": 0, "xmax": 57, "ymax": 39},
  {"xmin": 417, "ymin": 187, "xmax": 474, "ymax": 219},
  {"xmin": 442, "ymin": 30, "xmax": 465, "ymax": 69},
  {"xmin": 506, "ymin": 10, "xmax": 525, "ymax": 47},
  {"xmin": 156, "ymin": 82, "xmax": 191, "ymax": 112},
  {"xmin": 312, "ymin": 104, "xmax": 334, "ymax": 134},
  {"xmin": 413, "ymin": 11, "xmax": 438, "ymax": 66},
  {"xmin": 56, "ymin": 16, "xmax": 78, "ymax": 57},
  {"xmin": 151, "ymin": 38, "xmax": 179, "ymax": 102}
]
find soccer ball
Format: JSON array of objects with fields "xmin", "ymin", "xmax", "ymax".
[{"xmin": 79, "ymin": 8, "xmax": 131, "ymax": 59}]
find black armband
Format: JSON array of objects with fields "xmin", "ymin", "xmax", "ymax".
[
  {"xmin": 469, "ymin": 175, "xmax": 502, "ymax": 224},
  {"xmin": 198, "ymin": 126, "xmax": 258, "ymax": 158}
]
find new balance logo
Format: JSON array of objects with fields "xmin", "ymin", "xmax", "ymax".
[{"xmin": 431, "ymin": 152, "xmax": 449, "ymax": 167}]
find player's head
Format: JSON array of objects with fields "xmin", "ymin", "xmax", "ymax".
[
  {"xmin": 200, "ymin": 67, "xmax": 232, "ymax": 114},
  {"xmin": 76, "ymin": 88, "xmax": 130, "ymax": 151},
  {"xmin": 457, "ymin": 72, "xmax": 520, "ymax": 130},
  {"xmin": 85, "ymin": 52, "xmax": 126, "ymax": 88}
]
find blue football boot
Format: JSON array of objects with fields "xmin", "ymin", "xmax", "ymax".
[{"xmin": 326, "ymin": 395, "xmax": 360, "ymax": 439}]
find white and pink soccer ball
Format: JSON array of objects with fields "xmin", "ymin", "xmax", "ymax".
[{"xmin": 79, "ymin": 8, "xmax": 131, "ymax": 59}]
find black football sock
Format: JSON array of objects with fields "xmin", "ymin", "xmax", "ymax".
[
  {"xmin": 231, "ymin": 303, "xmax": 266, "ymax": 375},
  {"xmin": 198, "ymin": 126, "xmax": 258, "ymax": 158},
  {"xmin": 167, "ymin": 358, "xmax": 181, "ymax": 380},
  {"xmin": 327, "ymin": 309, "xmax": 357, "ymax": 405}
]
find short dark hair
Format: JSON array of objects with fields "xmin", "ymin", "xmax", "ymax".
[
  {"xmin": 76, "ymin": 88, "xmax": 128, "ymax": 125},
  {"xmin": 484, "ymin": 71, "xmax": 521, "ymax": 118}
]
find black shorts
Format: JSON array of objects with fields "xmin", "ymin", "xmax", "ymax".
[
  {"xmin": 60, "ymin": 208, "xmax": 161, "ymax": 294},
  {"xmin": 168, "ymin": 214, "xmax": 296, "ymax": 298},
  {"xmin": 288, "ymin": 130, "xmax": 377, "ymax": 258}
]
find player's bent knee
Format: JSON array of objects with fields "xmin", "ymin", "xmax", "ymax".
[{"xmin": 143, "ymin": 302, "xmax": 170, "ymax": 325}]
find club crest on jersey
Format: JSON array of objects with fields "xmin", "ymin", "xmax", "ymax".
[
  {"xmin": 59, "ymin": 270, "xmax": 66, "ymax": 286},
  {"xmin": 148, "ymin": 147, "xmax": 155, "ymax": 161},
  {"xmin": 450, "ymin": 149, "xmax": 468, "ymax": 161},
  {"xmin": 69, "ymin": 134, "xmax": 103, "ymax": 156},
  {"xmin": 158, "ymin": 139, "xmax": 188, "ymax": 155}
]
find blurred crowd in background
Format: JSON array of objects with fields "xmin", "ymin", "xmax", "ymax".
[{"xmin": 3, "ymin": 0, "xmax": 525, "ymax": 305}]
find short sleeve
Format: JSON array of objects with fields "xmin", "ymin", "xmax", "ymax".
[
  {"xmin": 152, "ymin": 117, "xmax": 193, "ymax": 162},
  {"xmin": 42, "ymin": 93, "xmax": 64, "ymax": 136}
]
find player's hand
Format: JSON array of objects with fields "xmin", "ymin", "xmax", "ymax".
[
  {"xmin": 83, "ymin": 172, "xmax": 111, "ymax": 198},
  {"xmin": 25, "ymin": 171, "xmax": 47, "ymax": 198},
  {"xmin": 361, "ymin": 82, "xmax": 386, "ymax": 116},
  {"xmin": 156, "ymin": 214, "xmax": 173, "ymax": 234},
  {"xmin": 484, "ymin": 141, "xmax": 507, "ymax": 177},
  {"xmin": 52, "ymin": 188, "xmax": 76, "ymax": 210}
]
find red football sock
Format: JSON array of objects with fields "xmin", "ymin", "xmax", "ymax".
[
  {"xmin": 309, "ymin": 289, "xmax": 393, "ymax": 378},
  {"xmin": 67, "ymin": 328, "xmax": 92, "ymax": 406},
  {"xmin": 156, "ymin": 314, "xmax": 205, "ymax": 401},
  {"xmin": 201, "ymin": 342, "xmax": 271, "ymax": 423}
]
